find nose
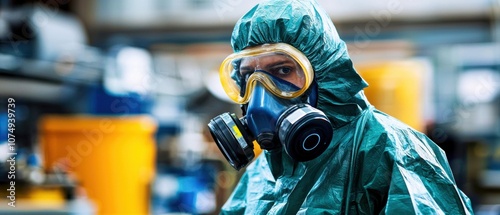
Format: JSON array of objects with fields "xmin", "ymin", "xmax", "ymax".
[{"xmin": 246, "ymin": 83, "xmax": 283, "ymax": 133}]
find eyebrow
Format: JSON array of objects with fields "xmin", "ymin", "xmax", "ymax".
[
  {"xmin": 240, "ymin": 66, "xmax": 253, "ymax": 72},
  {"xmin": 267, "ymin": 60, "xmax": 294, "ymax": 68}
]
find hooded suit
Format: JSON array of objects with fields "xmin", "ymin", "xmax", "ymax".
[{"xmin": 221, "ymin": 0, "xmax": 473, "ymax": 214}]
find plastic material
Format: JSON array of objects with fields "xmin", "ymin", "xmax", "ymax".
[
  {"xmin": 245, "ymin": 80, "xmax": 302, "ymax": 141},
  {"xmin": 221, "ymin": 0, "xmax": 473, "ymax": 214},
  {"xmin": 208, "ymin": 82, "xmax": 332, "ymax": 170},
  {"xmin": 277, "ymin": 104, "xmax": 333, "ymax": 162},
  {"xmin": 208, "ymin": 113, "xmax": 255, "ymax": 170},
  {"xmin": 220, "ymin": 43, "xmax": 314, "ymax": 104},
  {"xmin": 356, "ymin": 60, "xmax": 426, "ymax": 132},
  {"xmin": 39, "ymin": 115, "xmax": 157, "ymax": 215}
]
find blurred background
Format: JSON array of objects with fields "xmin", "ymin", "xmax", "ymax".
[{"xmin": 0, "ymin": 0, "xmax": 499, "ymax": 214}]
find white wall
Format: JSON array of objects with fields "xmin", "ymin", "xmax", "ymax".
[{"xmin": 93, "ymin": 0, "xmax": 493, "ymax": 29}]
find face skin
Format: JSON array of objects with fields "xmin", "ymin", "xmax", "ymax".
[{"xmin": 239, "ymin": 53, "xmax": 305, "ymax": 88}]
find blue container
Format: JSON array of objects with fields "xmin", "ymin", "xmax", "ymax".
[{"xmin": 86, "ymin": 84, "xmax": 153, "ymax": 115}]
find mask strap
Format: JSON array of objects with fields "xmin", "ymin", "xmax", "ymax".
[
  {"xmin": 306, "ymin": 81, "xmax": 318, "ymax": 107},
  {"xmin": 344, "ymin": 105, "xmax": 374, "ymax": 214}
]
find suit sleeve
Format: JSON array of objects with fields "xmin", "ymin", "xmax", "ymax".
[{"xmin": 380, "ymin": 131, "xmax": 473, "ymax": 214}]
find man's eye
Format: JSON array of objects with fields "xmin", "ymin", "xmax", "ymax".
[{"xmin": 276, "ymin": 67, "xmax": 292, "ymax": 75}]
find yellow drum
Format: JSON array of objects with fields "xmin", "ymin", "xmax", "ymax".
[
  {"xmin": 39, "ymin": 115, "xmax": 157, "ymax": 215},
  {"xmin": 356, "ymin": 60, "xmax": 426, "ymax": 132}
]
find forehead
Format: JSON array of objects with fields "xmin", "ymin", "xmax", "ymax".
[{"xmin": 239, "ymin": 53, "xmax": 295, "ymax": 66}]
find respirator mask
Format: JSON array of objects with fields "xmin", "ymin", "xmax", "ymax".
[{"xmin": 208, "ymin": 43, "xmax": 333, "ymax": 170}]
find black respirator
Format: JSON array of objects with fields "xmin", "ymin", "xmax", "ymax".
[{"xmin": 208, "ymin": 82, "xmax": 333, "ymax": 170}]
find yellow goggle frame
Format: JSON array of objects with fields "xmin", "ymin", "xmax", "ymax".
[{"xmin": 219, "ymin": 43, "xmax": 314, "ymax": 104}]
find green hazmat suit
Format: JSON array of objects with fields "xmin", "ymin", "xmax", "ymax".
[{"xmin": 221, "ymin": 0, "xmax": 474, "ymax": 214}]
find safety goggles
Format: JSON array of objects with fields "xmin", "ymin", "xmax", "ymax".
[{"xmin": 219, "ymin": 43, "xmax": 314, "ymax": 104}]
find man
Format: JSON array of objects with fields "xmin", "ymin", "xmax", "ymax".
[{"xmin": 208, "ymin": 0, "xmax": 473, "ymax": 214}]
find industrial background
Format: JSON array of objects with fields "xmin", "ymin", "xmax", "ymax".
[{"xmin": 0, "ymin": 0, "xmax": 499, "ymax": 214}]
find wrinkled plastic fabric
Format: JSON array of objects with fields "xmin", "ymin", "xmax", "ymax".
[{"xmin": 221, "ymin": 0, "xmax": 474, "ymax": 214}]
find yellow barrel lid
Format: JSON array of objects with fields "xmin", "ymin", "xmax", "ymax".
[{"xmin": 39, "ymin": 114, "xmax": 157, "ymax": 133}]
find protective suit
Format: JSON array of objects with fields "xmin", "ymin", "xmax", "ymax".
[{"xmin": 219, "ymin": 0, "xmax": 474, "ymax": 214}]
